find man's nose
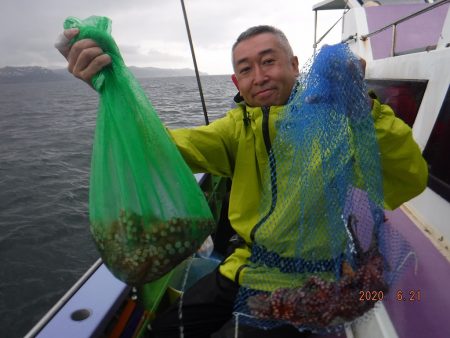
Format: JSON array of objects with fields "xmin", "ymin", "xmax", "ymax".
[{"xmin": 253, "ymin": 65, "xmax": 267, "ymax": 85}]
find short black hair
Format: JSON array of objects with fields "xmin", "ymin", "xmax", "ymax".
[{"xmin": 232, "ymin": 25, "xmax": 294, "ymax": 67}]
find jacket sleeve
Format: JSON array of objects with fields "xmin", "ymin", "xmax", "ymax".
[
  {"xmin": 372, "ymin": 99, "xmax": 428, "ymax": 210},
  {"xmin": 168, "ymin": 113, "xmax": 237, "ymax": 177}
]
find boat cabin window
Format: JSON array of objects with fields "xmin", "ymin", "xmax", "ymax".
[
  {"xmin": 423, "ymin": 86, "xmax": 450, "ymax": 202},
  {"xmin": 366, "ymin": 79, "xmax": 427, "ymax": 127}
]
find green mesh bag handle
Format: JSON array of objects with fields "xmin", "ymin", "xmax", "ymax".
[{"xmin": 63, "ymin": 16, "xmax": 215, "ymax": 285}]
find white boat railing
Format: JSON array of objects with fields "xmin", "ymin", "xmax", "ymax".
[
  {"xmin": 359, "ymin": 0, "xmax": 450, "ymax": 56},
  {"xmin": 24, "ymin": 259, "xmax": 107, "ymax": 338}
]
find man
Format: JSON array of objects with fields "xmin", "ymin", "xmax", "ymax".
[{"xmin": 58, "ymin": 25, "xmax": 428, "ymax": 337}]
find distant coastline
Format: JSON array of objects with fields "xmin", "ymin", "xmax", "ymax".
[{"xmin": 0, "ymin": 66, "xmax": 208, "ymax": 84}]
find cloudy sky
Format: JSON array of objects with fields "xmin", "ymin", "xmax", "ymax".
[{"xmin": 1, "ymin": 0, "xmax": 343, "ymax": 75}]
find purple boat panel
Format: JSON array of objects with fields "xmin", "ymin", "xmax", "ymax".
[
  {"xmin": 365, "ymin": 4, "xmax": 449, "ymax": 59},
  {"xmin": 383, "ymin": 208, "xmax": 450, "ymax": 338}
]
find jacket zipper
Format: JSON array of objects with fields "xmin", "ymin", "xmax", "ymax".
[
  {"xmin": 234, "ymin": 106, "xmax": 279, "ymax": 283},
  {"xmin": 250, "ymin": 105, "xmax": 278, "ymax": 241}
]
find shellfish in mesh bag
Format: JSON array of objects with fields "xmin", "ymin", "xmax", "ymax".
[
  {"xmin": 63, "ymin": 16, "xmax": 215, "ymax": 285},
  {"xmin": 233, "ymin": 44, "xmax": 415, "ymax": 333}
]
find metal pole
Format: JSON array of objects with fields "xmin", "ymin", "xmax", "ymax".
[
  {"xmin": 180, "ymin": 0, "xmax": 209, "ymax": 125},
  {"xmin": 391, "ymin": 24, "xmax": 397, "ymax": 57},
  {"xmin": 313, "ymin": 10, "xmax": 318, "ymax": 57}
]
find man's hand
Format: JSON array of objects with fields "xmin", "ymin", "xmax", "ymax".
[
  {"xmin": 55, "ymin": 28, "xmax": 111, "ymax": 86},
  {"xmin": 355, "ymin": 57, "xmax": 374, "ymax": 108},
  {"xmin": 359, "ymin": 57, "xmax": 366, "ymax": 77}
]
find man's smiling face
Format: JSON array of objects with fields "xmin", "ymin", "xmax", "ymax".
[{"xmin": 233, "ymin": 32, "xmax": 299, "ymax": 107}]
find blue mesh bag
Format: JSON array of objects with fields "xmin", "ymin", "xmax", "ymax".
[{"xmin": 233, "ymin": 44, "xmax": 414, "ymax": 333}]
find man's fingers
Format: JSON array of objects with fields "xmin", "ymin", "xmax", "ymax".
[
  {"xmin": 67, "ymin": 39, "xmax": 99, "ymax": 72},
  {"xmin": 63, "ymin": 28, "xmax": 80, "ymax": 40},
  {"xmin": 55, "ymin": 28, "xmax": 111, "ymax": 85},
  {"xmin": 77, "ymin": 54, "xmax": 112, "ymax": 83},
  {"xmin": 54, "ymin": 28, "xmax": 79, "ymax": 58},
  {"xmin": 359, "ymin": 58, "xmax": 367, "ymax": 76},
  {"xmin": 72, "ymin": 46, "xmax": 104, "ymax": 74},
  {"xmin": 346, "ymin": 57, "xmax": 366, "ymax": 81}
]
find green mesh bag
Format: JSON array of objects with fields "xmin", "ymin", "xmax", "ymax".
[{"xmin": 63, "ymin": 16, "xmax": 215, "ymax": 285}]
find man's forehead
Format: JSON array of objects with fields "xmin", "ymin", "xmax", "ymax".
[
  {"xmin": 235, "ymin": 48, "xmax": 277, "ymax": 65},
  {"xmin": 233, "ymin": 33, "xmax": 283, "ymax": 64}
]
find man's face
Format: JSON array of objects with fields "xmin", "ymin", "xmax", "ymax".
[{"xmin": 233, "ymin": 33, "xmax": 299, "ymax": 107}]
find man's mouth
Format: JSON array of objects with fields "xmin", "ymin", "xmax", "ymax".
[{"xmin": 254, "ymin": 88, "xmax": 275, "ymax": 98}]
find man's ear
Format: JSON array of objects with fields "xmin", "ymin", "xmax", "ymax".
[
  {"xmin": 231, "ymin": 74, "xmax": 239, "ymax": 90},
  {"xmin": 291, "ymin": 56, "xmax": 299, "ymax": 76}
]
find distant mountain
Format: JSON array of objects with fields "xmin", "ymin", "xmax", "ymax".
[
  {"xmin": 128, "ymin": 66, "xmax": 207, "ymax": 78},
  {"xmin": 0, "ymin": 66, "xmax": 207, "ymax": 84},
  {"xmin": 0, "ymin": 66, "xmax": 68, "ymax": 84}
]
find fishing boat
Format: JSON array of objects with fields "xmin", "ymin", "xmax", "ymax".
[{"xmin": 26, "ymin": 0, "xmax": 450, "ymax": 337}]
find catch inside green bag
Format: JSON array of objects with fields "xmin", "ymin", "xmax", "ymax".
[{"xmin": 64, "ymin": 16, "xmax": 215, "ymax": 285}]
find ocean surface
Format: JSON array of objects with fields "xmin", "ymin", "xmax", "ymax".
[{"xmin": 0, "ymin": 75, "xmax": 236, "ymax": 338}]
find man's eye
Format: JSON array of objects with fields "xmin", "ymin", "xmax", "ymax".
[
  {"xmin": 239, "ymin": 67, "xmax": 250, "ymax": 74},
  {"xmin": 263, "ymin": 59, "xmax": 274, "ymax": 65}
]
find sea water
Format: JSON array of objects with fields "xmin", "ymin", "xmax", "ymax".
[{"xmin": 0, "ymin": 75, "xmax": 236, "ymax": 338}]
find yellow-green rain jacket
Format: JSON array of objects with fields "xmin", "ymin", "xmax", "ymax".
[{"xmin": 170, "ymin": 99, "xmax": 428, "ymax": 284}]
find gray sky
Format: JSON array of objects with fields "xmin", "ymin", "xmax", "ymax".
[{"xmin": 0, "ymin": 0, "xmax": 343, "ymax": 75}]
